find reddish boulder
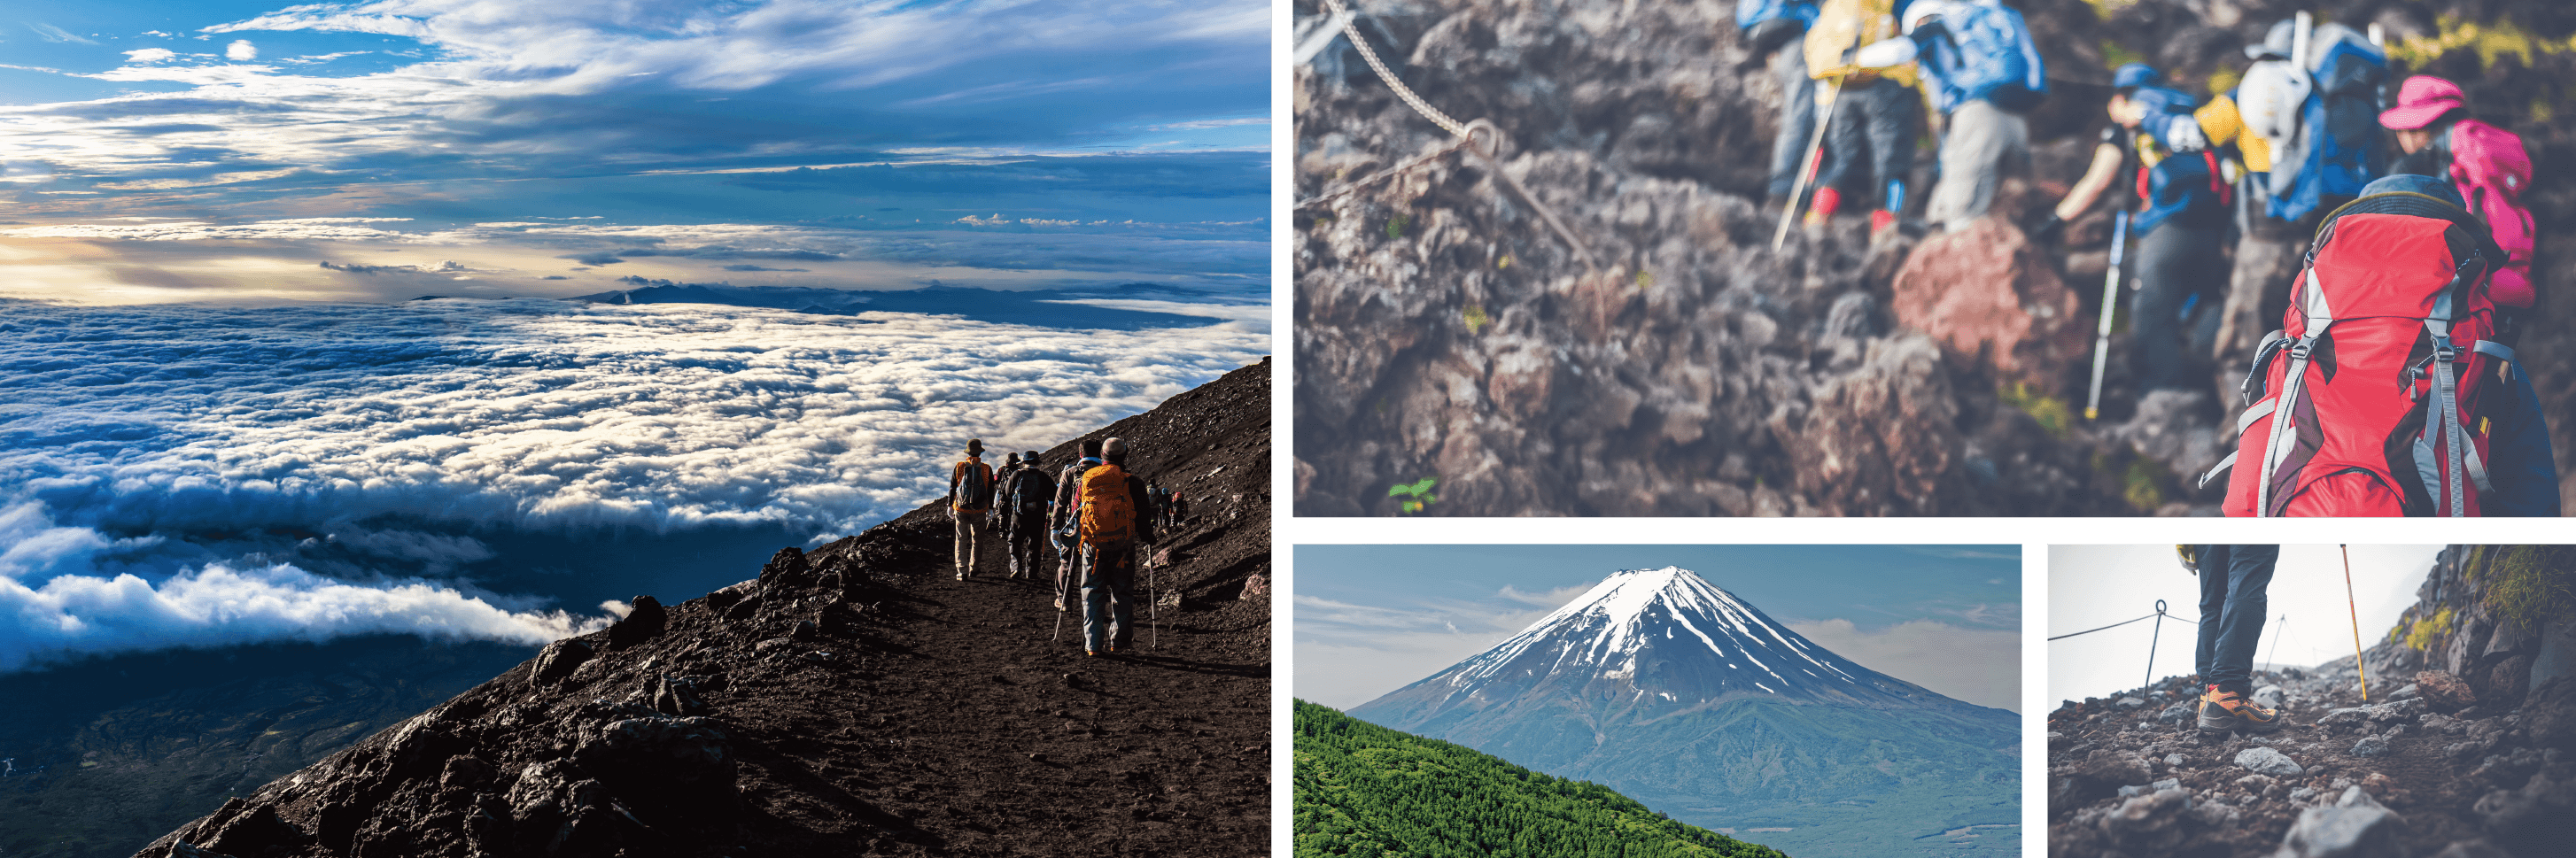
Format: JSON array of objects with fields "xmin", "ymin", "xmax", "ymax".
[
  {"xmin": 2417, "ymin": 669, "xmax": 2479, "ymax": 712},
  {"xmin": 1889, "ymin": 217, "xmax": 2089, "ymax": 394}
]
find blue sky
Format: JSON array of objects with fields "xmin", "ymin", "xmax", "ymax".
[
  {"xmin": 0, "ymin": 0, "xmax": 1268, "ymax": 304},
  {"xmin": 1294, "ymin": 545, "xmax": 2023, "ymax": 712},
  {"xmin": 2048, "ymin": 545, "xmax": 2441, "ymax": 706}
]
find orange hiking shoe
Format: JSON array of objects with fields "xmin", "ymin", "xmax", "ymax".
[{"xmin": 2198, "ymin": 684, "xmax": 2283, "ymax": 734}]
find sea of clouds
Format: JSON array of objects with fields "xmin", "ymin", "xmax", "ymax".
[{"xmin": 0, "ymin": 296, "xmax": 1266, "ymax": 670}]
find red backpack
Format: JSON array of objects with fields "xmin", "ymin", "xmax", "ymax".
[
  {"xmin": 2207, "ymin": 192, "xmax": 2511, "ymax": 516},
  {"xmin": 2448, "ymin": 120, "xmax": 2535, "ymax": 309}
]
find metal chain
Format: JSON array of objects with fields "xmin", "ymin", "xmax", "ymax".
[{"xmin": 1319, "ymin": 0, "xmax": 1466, "ymax": 136}]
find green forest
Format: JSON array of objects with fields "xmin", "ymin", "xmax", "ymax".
[{"xmin": 1295, "ymin": 700, "xmax": 1794, "ymax": 858}]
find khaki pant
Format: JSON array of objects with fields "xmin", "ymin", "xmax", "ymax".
[
  {"xmin": 952, "ymin": 509, "xmax": 985, "ymax": 576},
  {"xmin": 1926, "ymin": 99, "xmax": 2029, "ymax": 231}
]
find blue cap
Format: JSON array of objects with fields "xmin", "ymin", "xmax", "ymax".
[
  {"xmin": 2113, "ymin": 63, "xmax": 2162, "ymax": 90},
  {"xmin": 2361, "ymin": 174, "xmax": 2464, "ymax": 209}
]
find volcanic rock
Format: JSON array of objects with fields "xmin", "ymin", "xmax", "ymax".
[
  {"xmin": 2272, "ymin": 786, "xmax": 2405, "ymax": 858},
  {"xmin": 532, "ymin": 638, "xmax": 593, "ymax": 684},
  {"xmin": 1889, "ymin": 216, "xmax": 2087, "ymax": 392},
  {"xmin": 2238, "ymin": 746, "xmax": 2305, "ymax": 777},
  {"xmin": 2419, "ymin": 670, "xmax": 2478, "ymax": 712},
  {"xmin": 605, "ymin": 595, "xmax": 666, "ymax": 650}
]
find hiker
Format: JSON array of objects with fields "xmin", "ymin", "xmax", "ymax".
[
  {"xmin": 1073, "ymin": 437, "xmax": 1156, "ymax": 657},
  {"xmin": 1171, "ymin": 491, "xmax": 1188, "ymax": 527},
  {"xmin": 1738, "ymin": 0, "xmax": 1822, "ymax": 210},
  {"xmin": 2177, "ymin": 545, "xmax": 2283, "ymax": 734},
  {"xmin": 947, "ymin": 439, "xmax": 997, "ymax": 580},
  {"xmin": 993, "ymin": 452, "xmax": 1022, "ymax": 534},
  {"xmin": 1050, "ymin": 438, "xmax": 1106, "ymax": 611},
  {"xmin": 2208, "ymin": 174, "xmax": 2559, "ymax": 516},
  {"xmin": 1005, "ymin": 449, "xmax": 1055, "ymax": 581},
  {"xmin": 1802, "ymin": 0, "xmax": 1920, "ymax": 239},
  {"xmin": 1851, "ymin": 0, "xmax": 2045, "ymax": 232},
  {"xmin": 2262, "ymin": 20, "xmax": 2386, "ymax": 227},
  {"xmin": 2037, "ymin": 63, "xmax": 2228, "ymax": 393},
  {"xmin": 2382, "ymin": 74, "xmax": 2538, "ymax": 329}
]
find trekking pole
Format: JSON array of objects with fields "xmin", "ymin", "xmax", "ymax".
[
  {"xmin": 2264, "ymin": 614, "xmax": 2287, "ymax": 676},
  {"xmin": 1772, "ymin": 77, "xmax": 1844, "ymax": 251},
  {"xmin": 2343, "ymin": 545, "xmax": 2370, "ymax": 702},
  {"xmin": 2086, "ymin": 209, "xmax": 2131, "ymax": 420}
]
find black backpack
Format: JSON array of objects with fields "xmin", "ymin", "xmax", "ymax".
[{"xmin": 1012, "ymin": 468, "xmax": 1056, "ymax": 515}]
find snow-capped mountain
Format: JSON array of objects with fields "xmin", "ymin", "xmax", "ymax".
[
  {"xmin": 1412, "ymin": 566, "xmax": 1974, "ymax": 712},
  {"xmin": 1346, "ymin": 567, "xmax": 2017, "ymax": 858}
]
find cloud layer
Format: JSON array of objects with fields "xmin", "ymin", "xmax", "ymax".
[
  {"xmin": 0, "ymin": 296, "xmax": 1264, "ymax": 670},
  {"xmin": 0, "ymin": 500, "xmax": 606, "ymax": 672}
]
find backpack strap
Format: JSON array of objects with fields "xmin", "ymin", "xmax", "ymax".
[{"xmin": 2255, "ymin": 268, "xmax": 2336, "ymax": 516}]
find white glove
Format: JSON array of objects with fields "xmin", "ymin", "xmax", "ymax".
[
  {"xmin": 1852, "ymin": 35, "xmax": 1918, "ymax": 69},
  {"xmin": 2164, "ymin": 114, "xmax": 2208, "ymax": 152}
]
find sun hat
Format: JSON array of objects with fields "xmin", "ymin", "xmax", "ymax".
[{"xmin": 2379, "ymin": 75, "xmax": 2465, "ymax": 130}]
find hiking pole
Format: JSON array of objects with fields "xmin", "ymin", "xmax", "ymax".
[
  {"xmin": 2264, "ymin": 614, "xmax": 2287, "ymax": 676},
  {"xmin": 1772, "ymin": 77, "xmax": 1844, "ymax": 251},
  {"xmin": 2343, "ymin": 545, "xmax": 2370, "ymax": 702},
  {"xmin": 2086, "ymin": 209, "xmax": 2131, "ymax": 421}
]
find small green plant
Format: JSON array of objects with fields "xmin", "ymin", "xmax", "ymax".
[
  {"xmin": 1463, "ymin": 305, "xmax": 1491, "ymax": 335},
  {"xmin": 1387, "ymin": 477, "xmax": 1439, "ymax": 514},
  {"xmin": 2486, "ymin": 546, "xmax": 2576, "ymax": 630},
  {"xmin": 2121, "ymin": 457, "xmax": 2165, "ymax": 513},
  {"xmin": 1496, "ymin": 254, "xmax": 1513, "ymax": 269},
  {"xmin": 2000, "ymin": 382, "xmax": 2073, "ymax": 438},
  {"xmin": 1634, "ymin": 269, "xmax": 1654, "ymax": 289},
  {"xmin": 2407, "ymin": 607, "xmax": 2455, "ymax": 652},
  {"xmin": 1386, "ymin": 214, "xmax": 1409, "ymax": 240}
]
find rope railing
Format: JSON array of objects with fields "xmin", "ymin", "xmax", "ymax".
[{"xmin": 2049, "ymin": 599, "xmax": 2200, "ymax": 692}]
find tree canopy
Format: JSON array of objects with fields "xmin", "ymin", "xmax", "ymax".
[{"xmin": 1295, "ymin": 700, "xmax": 1795, "ymax": 858}]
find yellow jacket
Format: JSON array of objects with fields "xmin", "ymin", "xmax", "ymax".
[
  {"xmin": 1805, "ymin": 0, "xmax": 1916, "ymax": 89},
  {"xmin": 2195, "ymin": 94, "xmax": 2270, "ymax": 174}
]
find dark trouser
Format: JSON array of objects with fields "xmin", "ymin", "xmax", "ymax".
[
  {"xmin": 1815, "ymin": 78, "xmax": 1918, "ymax": 211},
  {"xmin": 1080, "ymin": 543, "xmax": 1137, "ymax": 653},
  {"xmin": 2132, "ymin": 221, "xmax": 2228, "ymax": 392},
  {"xmin": 2486, "ymin": 364, "xmax": 2564, "ymax": 517},
  {"xmin": 1765, "ymin": 45, "xmax": 1819, "ymax": 200},
  {"xmin": 2192, "ymin": 545, "xmax": 2278, "ymax": 692},
  {"xmin": 1008, "ymin": 512, "xmax": 1048, "ymax": 577}
]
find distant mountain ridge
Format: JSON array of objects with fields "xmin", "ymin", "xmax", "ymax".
[
  {"xmin": 1348, "ymin": 567, "xmax": 2017, "ymax": 858},
  {"xmin": 570, "ymin": 280, "xmax": 1237, "ymax": 329}
]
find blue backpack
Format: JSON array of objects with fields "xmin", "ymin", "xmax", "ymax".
[
  {"xmin": 1735, "ymin": 0, "xmax": 1818, "ymax": 32},
  {"xmin": 2269, "ymin": 38, "xmax": 2387, "ymax": 222},
  {"xmin": 1919, "ymin": 1, "xmax": 2046, "ymax": 113}
]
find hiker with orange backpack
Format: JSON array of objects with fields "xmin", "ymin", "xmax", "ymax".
[
  {"xmin": 1072, "ymin": 437, "xmax": 1156, "ymax": 656},
  {"xmin": 2204, "ymin": 174, "xmax": 2557, "ymax": 516},
  {"xmin": 947, "ymin": 439, "xmax": 997, "ymax": 580}
]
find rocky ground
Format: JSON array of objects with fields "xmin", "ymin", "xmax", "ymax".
[
  {"xmin": 123, "ymin": 358, "xmax": 1273, "ymax": 858},
  {"xmin": 2047, "ymin": 545, "xmax": 2576, "ymax": 857},
  {"xmin": 1292, "ymin": 0, "xmax": 2576, "ymax": 515}
]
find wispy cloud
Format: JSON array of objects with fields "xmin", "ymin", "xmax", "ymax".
[
  {"xmin": 28, "ymin": 23, "xmax": 97, "ymax": 44},
  {"xmin": 1788, "ymin": 618, "xmax": 2020, "ymax": 712},
  {"xmin": 1901, "ymin": 546, "xmax": 2021, "ymax": 560}
]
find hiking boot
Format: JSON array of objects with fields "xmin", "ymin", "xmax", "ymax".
[{"xmin": 2198, "ymin": 684, "xmax": 2284, "ymax": 734}]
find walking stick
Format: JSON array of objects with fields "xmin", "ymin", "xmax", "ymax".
[
  {"xmin": 2343, "ymin": 545, "xmax": 2370, "ymax": 702},
  {"xmin": 1772, "ymin": 77, "xmax": 1845, "ymax": 251},
  {"xmin": 2086, "ymin": 209, "xmax": 2132, "ymax": 420},
  {"xmin": 2264, "ymin": 614, "xmax": 2287, "ymax": 676}
]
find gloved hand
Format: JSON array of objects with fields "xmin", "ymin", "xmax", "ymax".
[
  {"xmin": 2029, "ymin": 213, "xmax": 2068, "ymax": 245},
  {"xmin": 2164, "ymin": 114, "xmax": 2208, "ymax": 152}
]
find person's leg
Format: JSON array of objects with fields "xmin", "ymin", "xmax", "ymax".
[
  {"xmin": 2194, "ymin": 545, "xmax": 2231, "ymax": 683},
  {"xmin": 1860, "ymin": 80, "xmax": 1918, "ymax": 216},
  {"xmin": 1767, "ymin": 46, "xmax": 1817, "ymax": 202},
  {"xmin": 1814, "ymin": 80, "xmax": 1866, "ymax": 216},
  {"xmin": 2213, "ymin": 545, "xmax": 2279, "ymax": 692},
  {"xmin": 1081, "ymin": 545, "xmax": 1108, "ymax": 653},
  {"xmin": 952, "ymin": 510, "xmax": 970, "ymax": 577},
  {"xmin": 1927, "ymin": 101, "xmax": 2023, "ymax": 230},
  {"xmin": 1108, "ymin": 551, "xmax": 1137, "ymax": 652},
  {"xmin": 2133, "ymin": 222, "xmax": 2226, "ymax": 392}
]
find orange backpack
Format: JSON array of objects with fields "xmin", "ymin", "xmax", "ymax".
[{"xmin": 1076, "ymin": 463, "xmax": 1136, "ymax": 546}]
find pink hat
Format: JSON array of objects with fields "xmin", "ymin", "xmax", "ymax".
[{"xmin": 2379, "ymin": 75, "xmax": 2465, "ymax": 130}]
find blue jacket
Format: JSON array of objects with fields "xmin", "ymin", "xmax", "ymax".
[
  {"xmin": 1735, "ymin": 0, "xmax": 1819, "ymax": 32},
  {"xmin": 2127, "ymin": 85, "xmax": 2226, "ymax": 235},
  {"xmin": 1911, "ymin": 2, "xmax": 2045, "ymax": 114}
]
